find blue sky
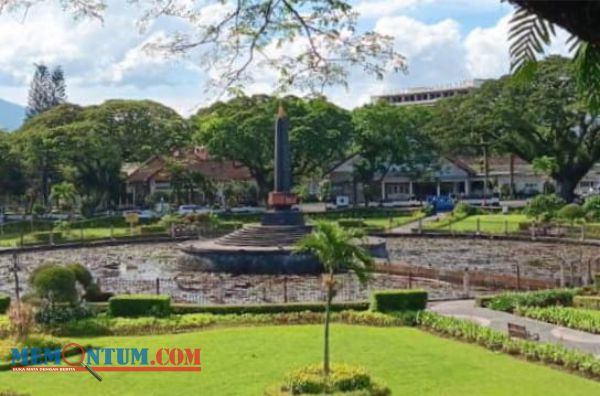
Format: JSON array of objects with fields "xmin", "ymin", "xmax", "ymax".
[{"xmin": 0, "ymin": 0, "xmax": 569, "ymax": 115}]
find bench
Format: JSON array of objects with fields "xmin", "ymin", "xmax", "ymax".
[{"xmin": 507, "ymin": 323, "xmax": 540, "ymax": 340}]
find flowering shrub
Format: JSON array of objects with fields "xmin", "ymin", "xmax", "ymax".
[{"xmin": 265, "ymin": 364, "xmax": 390, "ymax": 395}]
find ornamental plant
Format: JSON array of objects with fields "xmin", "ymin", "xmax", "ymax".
[
  {"xmin": 524, "ymin": 194, "xmax": 565, "ymax": 220},
  {"xmin": 295, "ymin": 222, "xmax": 374, "ymax": 376}
]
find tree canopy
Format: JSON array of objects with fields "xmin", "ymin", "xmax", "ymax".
[
  {"xmin": 191, "ymin": 95, "xmax": 353, "ymax": 200},
  {"xmin": 10, "ymin": 100, "xmax": 190, "ymax": 211},
  {"xmin": 429, "ymin": 56, "xmax": 600, "ymax": 202},
  {"xmin": 352, "ymin": 102, "xmax": 436, "ymax": 203},
  {"xmin": 26, "ymin": 64, "xmax": 67, "ymax": 120}
]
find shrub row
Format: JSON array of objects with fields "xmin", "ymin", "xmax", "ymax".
[
  {"xmin": 35, "ymin": 304, "xmax": 94, "ymax": 326},
  {"xmin": 139, "ymin": 225, "xmax": 166, "ymax": 235},
  {"xmin": 0, "ymin": 294, "xmax": 10, "ymax": 314},
  {"xmin": 417, "ymin": 311, "xmax": 600, "ymax": 379},
  {"xmin": 573, "ymin": 296, "xmax": 600, "ymax": 310},
  {"xmin": 172, "ymin": 301, "xmax": 370, "ymax": 315},
  {"xmin": 26, "ymin": 231, "xmax": 63, "ymax": 244},
  {"xmin": 337, "ymin": 219, "xmax": 367, "ymax": 228},
  {"xmin": 515, "ymin": 306, "xmax": 600, "ymax": 334},
  {"xmin": 369, "ymin": 289, "xmax": 427, "ymax": 313},
  {"xmin": 88, "ymin": 301, "xmax": 371, "ymax": 315},
  {"xmin": 477, "ymin": 288, "xmax": 578, "ymax": 313},
  {"xmin": 47, "ymin": 310, "xmax": 415, "ymax": 337},
  {"xmin": 108, "ymin": 295, "xmax": 171, "ymax": 317},
  {"xmin": 0, "ymin": 336, "xmax": 93, "ymax": 371}
]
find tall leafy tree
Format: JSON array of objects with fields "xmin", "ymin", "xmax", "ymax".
[
  {"xmin": 14, "ymin": 104, "xmax": 85, "ymax": 206},
  {"xmin": 0, "ymin": 131, "xmax": 26, "ymax": 203},
  {"xmin": 352, "ymin": 103, "xmax": 436, "ymax": 204},
  {"xmin": 295, "ymin": 222, "xmax": 373, "ymax": 376},
  {"xmin": 26, "ymin": 64, "xmax": 67, "ymax": 119},
  {"xmin": 50, "ymin": 66, "xmax": 67, "ymax": 106},
  {"xmin": 84, "ymin": 100, "xmax": 192, "ymax": 162},
  {"xmin": 507, "ymin": 1, "xmax": 600, "ymax": 112},
  {"xmin": 192, "ymin": 95, "xmax": 353, "ymax": 201},
  {"xmin": 430, "ymin": 56, "xmax": 600, "ymax": 203},
  {"xmin": 13, "ymin": 100, "xmax": 188, "ymax": 209}
]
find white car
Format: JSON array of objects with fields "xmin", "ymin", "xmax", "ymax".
[
  {"xmin": 177, "ymin": 205, "xmax": 210, "ymax": 215},
  {"xmin": 229, "ymin": 206, "xmax": 266, "ymax": 214}
]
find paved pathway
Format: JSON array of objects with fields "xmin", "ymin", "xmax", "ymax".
[
  {"xmin": 429, "ymin": 299, "xmax": 600, "ymax": 357},
  {"xmin": 390, "ymin": 214, "xmax": 442, "ymax": 234}
]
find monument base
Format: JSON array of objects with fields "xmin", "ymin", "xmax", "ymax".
[
  {"xmin": 268, "ymin": 192, "xmax": 298, "ymax": 208},
  {"xmin": 262, "ymin": 211, "xmax": 305, "ymax": 226}
]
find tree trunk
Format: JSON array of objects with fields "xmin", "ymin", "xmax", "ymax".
[
  {"xmin": 254, "ymin": 173, "xmax": 270, "ymax": 206},
  {"xmin": 556, "ymin": 177, "xmax": 578, "ymax": 203},
  {"xmin": 509, "ymin": 154, "xmax": 515, "ymax": 199},
  {"xmin": 323, "ymin": 279, "xmax": 334, "ymax": 376}
]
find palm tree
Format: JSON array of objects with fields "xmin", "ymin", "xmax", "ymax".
[
  {"xmin": 295, "ymin": 222, "xmax": 374, "ymax": 376},
  {"xmin": 50, "ymin": 182, "xmax": 78, "ymax": 212}
]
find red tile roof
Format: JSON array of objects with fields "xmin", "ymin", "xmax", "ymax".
[{"xmin": 126, "ymin": 147, "xmax": 252, "ymax": 183}]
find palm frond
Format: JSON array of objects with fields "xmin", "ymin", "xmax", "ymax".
[
  {"xmin": 574, "ymin": 42, "xmax": 600, "ymax": 113},
  {"xmin": 295, "ymin": 221, "xmax": 374, "ymax": 282},
  {"xmin": 508, "ymin": 6, "xmax": 555, "ymax": 72}
]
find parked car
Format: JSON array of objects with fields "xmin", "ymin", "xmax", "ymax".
[
  {"xmin": 229, "ymin": 206, "xmax": 266, "ymax": 214},
  {"xmin": 177, "ymin": 205, "xmax": 213, "ymax": 215},
  {"xmin": 122, "ymin": 209, "xmax": 159, "ymax": 220}
]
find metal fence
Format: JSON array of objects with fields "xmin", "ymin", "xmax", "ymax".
[
  {"xmin": 417, "ymin": 217, "xmax": 600, "ymax": 242},
  {"xmin": 0, "ymin": 216, "xmax": 237, "ymax": 249},
  {"xmin": 94, "ymin": 272, "xmax": 475, "ymax": 305}
]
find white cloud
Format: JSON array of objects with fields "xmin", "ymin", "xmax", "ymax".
[
  {"xmin": 354, "ymin": 0, "xmax": 433, "ymax": 19},
  {"xmin": 464, "ymin": 12, "xmax": 573, "ymax": 79},
  {"xmin": 464, "ymin": 14, "xmax": 511, "ymax": 78},
  {"xmin": 0, "ymin": 0, "xmax": 575, "ymax": 115},
  {"xmin": 375, "ymin": 16, "xmax": 463, "ymax": 58}
]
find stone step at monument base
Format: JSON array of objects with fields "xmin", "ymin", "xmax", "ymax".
[{"xmin": 216, "ymin": 225, "xmax": 313, "ymax": 247}]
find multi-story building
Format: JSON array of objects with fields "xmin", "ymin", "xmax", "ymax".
[{"xmin": 371, "ymin": 79, "xmax": 486, "ymax": 106}]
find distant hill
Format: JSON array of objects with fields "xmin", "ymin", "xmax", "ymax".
[{"xmin": 0, "ymin": 99, "xmax": 26, "ymax": 131}]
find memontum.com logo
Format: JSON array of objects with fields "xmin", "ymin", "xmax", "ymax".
[{"xmin": 11, "ymin": 342, "xmax": 201, "ymax": 381}]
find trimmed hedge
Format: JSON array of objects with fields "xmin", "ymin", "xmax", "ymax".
[
  {"xmin": 338, "ymin": 219, "xmax": 366, "ymax": 228},
  {"xmin": 0, "ymin": 294, "xmax": 10, "ymax": 314},
  {"xmin": 140, "ymin": 225, "xmax": 166, "ymax": 235},
  {"xmin": 89, "ymin": 301, "xmax": 370, "ymax": 315},
  {"xmin": 369, "ymin": 289, "xmax": 427, "ymax": 312},
  {"xmin": 24, "ymin": 231, "xmax": 63, "ymax": 244},
  {"xmin": 172, "ymin": 301, "xmax": 370, "ymax": 315},
  {"xmin": 108, "ymin": 294, "xmax": 171, "ymax": 317},
  {"xmin": 516, "ymin": 306, "xmax": 600, "ymax": 334},
  {"xmin": 418, "ymin": 311, "xmax": 600, "ymax": 379},
  {"xmin": 47, "ymin": 310, "xmax": 416, "ymax": 337},
  {"xmin": 481, "ymin": 289, "xmax": 578, "ymax": 313},
  {"xmin": 573, "ymin": 296, "xmax": 600, "ymax": 310}
]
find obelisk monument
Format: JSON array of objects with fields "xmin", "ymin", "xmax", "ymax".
[{"xmin": 262, "ymin": 103, "xmax": 304, "ymax": 225}]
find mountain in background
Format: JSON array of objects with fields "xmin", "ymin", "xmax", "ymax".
[{"xmin": 0, "ymin": 99, "xmax": 26, "ymax": 131}]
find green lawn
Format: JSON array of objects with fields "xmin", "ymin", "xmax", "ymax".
[
  {"xmin": 2, "ymin": 325, "xmax": 599, "ymax": 395},
  {"xmin": 0, "ymin": 226, "xmax": 145, "ymax": 247},
  {"xmin": 426, "ymin": 214, "xmax": 529, "ymax": 234},
  {"xmin": 309, "ymin": 212, "xmax": 424, "ymax": 230}
]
